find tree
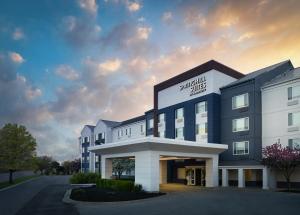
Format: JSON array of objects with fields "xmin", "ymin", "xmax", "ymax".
[
  {"xmin": 70, "ymin": 159, "xmax": 81, "ymax": 174},
  {"xmin": 0, "ymin": 123, "xmax": 37, "ymax": 184},
  {"xmin": 62, "ymin": 161, "xmax": 71, "ymax": 175},
  {"xmin": 262, "ymin": 143, "xmax": 300, "ymax": 191},
  {"xmin": 50, "ymin": 161, "xmax": 60, "ymax": 174},
  {"xmin": 34, "ymin": 156, "xmax": 53, "ymax": 175},
  {"xmin": 112, "ymin": 158, "xmax": 134, "ymax": 179}
]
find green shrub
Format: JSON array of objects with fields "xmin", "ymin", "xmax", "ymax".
[
  {"xmin": 96, "ymin": 179, "xmax": 143, "ymax": 192},
  {"xmin": 71, "ymin": 188, "xmax": 87, "ymax": 200},
  {"xmin": 70, "ymin": 172, "xmax": 101, "ymax": 184}
]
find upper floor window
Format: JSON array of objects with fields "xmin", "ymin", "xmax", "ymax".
[
  {"xmin": 158, "ymin": 113, "xmax": 165, "ymax": 123},
  {"xmin": 175, "ymin": 108, "xmax": 184, "ymax": 119},
  {"xmin": 232, "ymin": 93, "xmax": 249, "ymax": 109},
  {"xmin": 233, "ymin": 141, "xmax": 249, "ymax": 155},
  {"xmin": 196, "ymin": 123, "xmax": 208, "ymax": 135},
  {"xmin": 140, "ymin": 124, "xmax": 144, "ymax": 133},
  {"xmin": 175, "ymin": 127, "xmax": 184, "ymax": 139},
  {"xmin": 84, "ymin": 137, "xmax": 89, "ymax": 143},
  {"xmin": 232, "ymin": 117, "xmax": 249, "ymax": 132},
  {"xmin": 288, "ymin": 112, "xmax": 300, "ymax": 126},
  {"xmin": 288, "ymin": 86, "xmax": 300, "ymax": 100},
  {"xmin": 195, "ymin": 101, "xmax": 207, "ymax": 114},
  {"xmin": 288, "ymin": 138, "xmax": 300, "ymax": 150},
  {"xmin": 148, "ymin": 119, "xmax": 154, "ymax": 129},
  {"xmin": 129, "ymin": 128, "xmax": 131, "ymax": 136},
  {"xmin": 125, "ymin": 128, "xmax": 128, "ymax": 135}
]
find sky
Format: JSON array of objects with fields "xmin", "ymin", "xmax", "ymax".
[{"xmin": 0, "ymin": 0, "xmax": 300, "ymax": 162}]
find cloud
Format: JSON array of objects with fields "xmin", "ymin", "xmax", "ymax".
[
  {"xmin": 12, "ymin": 28, "xmax": 24, "ymax": 40},
  {"xmin": 78, "ymin": 0, "xmax": 98, "ymax": 15},
  {"xmin": 136, "ymin": 27, "xmax": 152, "ymax": 40},
  {"xmin": 26, "ymin": 87, "xmax": 42, "ymax": 100},
  {"xmin": 62, "ymin": 16, "xmax": 101, "ymax": 48},
  {"xmin": 9, "ymin": 52, "xmax": 24, "ymax": 64},
  {"xmin": 55, "ymin": 65, "xmax": 79, "ymax": 80},
  {"xmin": 99, "ymin": 58, "xmax": 122, "ymax": 73},
  {"xmin": 127, "ymin": 1, "xmax": 141, "ymax": 12},
  {"xmin": 162, "ymin": 12, "xmax": 173, "ymax": 22}
]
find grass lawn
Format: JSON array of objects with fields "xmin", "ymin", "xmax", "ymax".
[{"xmin": 0, "ymin": 175, "xmax": 40, "ymax": 189}]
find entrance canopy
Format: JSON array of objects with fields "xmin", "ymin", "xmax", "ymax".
[
  {"xmin": 88, "ymin": 137, "xmax": 228, "ymax": 155},
  {"xmin": 88, "ymin": 137, "xmax": 228, "ymax": 192}
]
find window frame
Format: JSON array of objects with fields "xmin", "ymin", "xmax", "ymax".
[
  {"xmin": 158, "ymin": 113, "xmax": 165, "ymax": 123},
  {"xmin": 148, "ymin": 118, "xmax": 154, "ymax": 129},
  {"xmin": 195, "ymin": 101, "xmax": 207, "ymax": 114},
  {"xmin": 175, "ymin": 108, "xmax": 184, "ymax": 119},
  {"xmin": 233, "ymin": 141, "xmax": 249, "ymax": 155},
  {"xmin": 232, "ymin": 93, "xmax": 249, "ymax": 110},
  {"xmin": 288, "ymin": 86, "xmax": 300, "ymax": 100},
  {"xmin": 175, "ymin": 127, "xmax": 184, "ymax": 139},
  {"xmin": 232, "ymin": 117, "xmax": 249, "ymax": 132},
  {"xmin": 288, "ymin": 112, "xmax": 300, "ymax": 126}
]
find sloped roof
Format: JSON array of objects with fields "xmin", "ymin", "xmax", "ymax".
[
  {"xmin": 113, "ymin": 115, "xmax": 145, "ymax": 128},
  {"xmin": 262, "ymin": 67, "xmax": 300, "ymax": 88},
  {"xmin": 102, "ymin": 120, "xmax": 121, "ymax": 127},
  {"xmin": 221, "ymin": 60, "xmax": 291, "ymax": 89},
  {"xmin": 85, "ymin": 125, "xmax": 95, "ymax": 131}
]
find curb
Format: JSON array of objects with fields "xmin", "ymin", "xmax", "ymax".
[
  {"xmin": 62, "ymin": 188, "xmax": 167, "ymax": 206},
  {"xmin": 0, "ymin": 176, "xmax": 40, "ymax": 192}
]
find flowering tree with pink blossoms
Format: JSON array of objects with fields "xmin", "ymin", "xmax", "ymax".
[{"xmin": 262, "ymin": 143, "xmax": 300, "ymax": 190}]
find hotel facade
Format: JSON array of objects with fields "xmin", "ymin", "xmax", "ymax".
[{"xmin": 79, "ymin": 60, "xmax": 300, "ymax": 191}]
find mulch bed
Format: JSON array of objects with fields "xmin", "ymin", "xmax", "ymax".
[{"xmin": 70, "ymin": 187, "xmax": 165, "ymax": 202}]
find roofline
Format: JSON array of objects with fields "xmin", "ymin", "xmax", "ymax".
[
  {"xmin": 113, "ymin": 115, "xmax": 145, "ymax": 128},
  {"xmin": 153, "ymin": 60, "xmax": 244, "ymax": 92},
  {"xmin": 261, "ymin": 76, "xmax": 300, "ymax": 89}
]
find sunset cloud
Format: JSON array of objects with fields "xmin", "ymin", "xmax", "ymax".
[
  {"xmin": 9, "ymin": 52, "xmax": 24, "ymax": 64},
  {"xmin": 55, "ymin": 65, "xmax": 79, "ymax": 80},
  {"xmin": 12, "ymin": 28, "xmax": 24, "ymax": 40},
  {"xmin": 78, "ymin": 0, "xmax": 98, "ymax": 15},
  {"xmin": 127, "ymin": 1, "xmax": 141, "ymax": 12}
]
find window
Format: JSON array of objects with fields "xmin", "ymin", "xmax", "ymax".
[
  {"xmin": 158, "ymin": 131, "xmax": 165, "ymax": 138},
  {"xmin": 175, "ymin": 108, "xmax": 184, "ymax": 119},
  {"xmin": 232, "ymin": 93, "xmax": 249, "ymax": 109},
  {"xmin": 175, "ymin": 127, "xmax": 184, "ymax": 139},
  {"xmin": 125, "ymin": 129, "xmax": 128, "ymax": 135},
  {"xmin": 288, "ymin": 112, "xmax": 300, "ymax": 126},
  {"xmin": 158, "ymin": 113, "xmax": 165, "ymax": 123},
  {"xmin": 195, "ymin": 101, "xmax": 207, "ymax": 114},
  {"xmin": 288, "ymin": 86, "xmax": 300, "ymax": 100},
  {"xmin": 232, "ymin": 117, "xmax": 249, "ymax": 132},
  {"xmin": 95, "ymin": 156, "xmax": 99, "ymax": 162},
  {"xmin": 233, "ymin": 141, "xmax": 249, "ymax": 155},
  {"xmin": 87, "ymin": 156, "xmax": 90, "ymax": 161},
  {"xmin": 140, "ymin": 124, "xmax": 144, "ymax": 133},
  {"xmin": 118, "ymin": 130, "xmax": 120, "ymax": 137},
  {"xmin": 129, "ymin": 128, "xmax": 131, "ymax": 136},
  {"xmin": 288, "ymin": 138, "xmax": 300, "ymax": 150},
  {"xmin": 84, "ymin": 137, "xmax": 88, "ymax": 143},
  {"xmin": 196, "ymin": 123, "xmax": 207, "ymax": 135},
  {"xmin": 148, "ymin": 119, "xmax": 154, "ymax": 129}
]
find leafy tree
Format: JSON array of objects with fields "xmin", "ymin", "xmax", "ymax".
[
  {"xmin": 62, "ymin": 161, "xmax": 72, "ymax": 175},
  {"xmin": 0, "ymin": 123, "xmax": 37, "ymax": 183},
  {"xmin": 113, "ymin": 158, "xmax": 134, "ymax": 179},
  {"xmin": 70, "ymin": 159, "xmax": 81, "ymax": 174},
  {"xmin": 262, "ymin": 143, "xmax": 300, "ymax": 191},
  {"xmin": 50, "ymin": 161, "xmax": 60, "ymax": 174},
  {"xmin": 34, "ymin": 156, "xmax": 53, "ymax": 175}
]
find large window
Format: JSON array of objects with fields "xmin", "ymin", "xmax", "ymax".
[
  {"xmin": 232, "ymin": 117, "xmax": 249, "ymax": 132},
  {"xmin": 158, "ymin": 113, "xmax": 165, "ymax": 123},
  {"xmin": 196, "ymin": 123, "xmax": 207, "ymax": 135},
  {"xmin": 175, "ymin": 108, "xmax": 184, "ymax": 119},
  {"xmin": 288, "ymin": 138, "xmax": 300, "ymax": 150},
  {"xmin": 288, "ymin": 112, "xmax": 300, "ymax": 126},
  {"xmin": 148, "ymin": 119, "xmax": 154, "ymax": 129},
  {"xmin": 195, "ymin": 101, "xmax": 207, "ymax": 114},
  {"xmin": 288, "ymin": 86, "xmax": 300, "ymax": 100},
  {"xmin": 232, "ymin": 93, "xmax": 249, "ymax": 109},
  {"xmin": 233, "ymin": 141, "xmax": 249, "ymax": 155},
  {"xmin": 175, "ymin": 127, "xmax": 184, "ymax": 139}
]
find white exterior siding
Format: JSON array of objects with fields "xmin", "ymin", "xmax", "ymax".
[
  {"xmin": 262, "ymin": 79, "xmax": 300, "ymax": 148},
  {"xmin": 112, "ymin": 120, "xmax": 146, "ymax": 142},
  {"xmin": 158, "ymin": 69, "xmax": 237, "ymax": 109}
]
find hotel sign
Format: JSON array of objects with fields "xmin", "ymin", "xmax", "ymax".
[{"xmin": 179, "ymin": 76, "xmax": 207, "ymax": 96}]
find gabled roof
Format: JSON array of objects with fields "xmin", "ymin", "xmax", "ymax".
[
  {"xmin": 102, "ymin": 120, "xmax": 121, "ymax": 127},
  {"xmin": 262, "ymin": 67, "xmax": 300, "ymax": 88},
  {"xmin": 85, "ymin": 125, "xmax": 95, "ymax": 131},
  {"xmin": 221, "ymin": 60, "xmax": 292, "ymax": 89},
  {"xmin": 113, "ymin": 115, "xmax": 145, "ymax": 128},
  {"xmin": 154, "ymin": 60, "xmax": 244, "ymax": 92}
]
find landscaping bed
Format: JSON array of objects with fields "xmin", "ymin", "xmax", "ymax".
[{"xmin": 70, "ymin": 186, "xmax": 165, "ymax": 202}]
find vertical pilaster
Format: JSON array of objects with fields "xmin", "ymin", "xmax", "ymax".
[
  {"xmin": 222, "ymin": 168, "xmax": 229, "ymax": 187},
  {"xmin": 101, "ymin": 156, "xmax": 112, "ymax": 179},
  {"xmin": 238, "ymin": 168, "xmax": 245, "ymax": 188},
  {"xmin": 205, "ymin": 155, "xmax": 219, "ymax": 187}
]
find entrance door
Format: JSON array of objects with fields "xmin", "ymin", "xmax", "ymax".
[
  {"xmin": 186, "ymin": 168, "xmax": 196, "ymax": 185},
  {"xmin": 186, "ymin": 167, "xmax": 205, "ymax": 186}
]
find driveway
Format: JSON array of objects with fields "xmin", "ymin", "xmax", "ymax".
[
  {"xmin": 75, "ymin": 184, "xmax": 300, "ymax": 215},
  {"xmin": 0, "ymin": 175, "xmax": 78, "ymax": 215}
]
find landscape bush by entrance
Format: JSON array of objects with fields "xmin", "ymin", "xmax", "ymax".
[
  {"xmin": 70, "ymin": 187, "xmax": 165, "ymax": 202},
  {"xmin": 69, "ymin": 172, "xmax": 101, "ymax": 184}
]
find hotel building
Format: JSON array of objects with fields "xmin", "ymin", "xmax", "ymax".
[{"xmin": 79, "ymin": 60, "xmax": 300, "ymax": 191}]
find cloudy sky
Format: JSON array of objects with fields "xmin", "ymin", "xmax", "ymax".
[{"xmin": 0, "ymin": 0, "xmax": 300, "ymax": 161}]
